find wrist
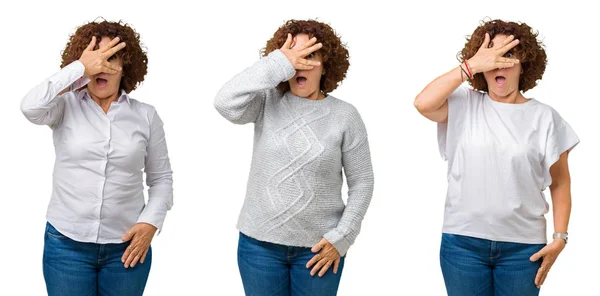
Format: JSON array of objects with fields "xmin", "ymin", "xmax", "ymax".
[
  {"xmin": 458, "ymin": 65, "xmax": 470, "ymax": 82},
  {"xmin": 465, "ymin": 59, "xmax": 477, "ymax": 75},
  {"xmin": 552, "ymin": 232, "xmax": 568, "ymax": 245},
  {"xmin": 552, "ymin": 238, "xmax": 567, "ymax": 249}
]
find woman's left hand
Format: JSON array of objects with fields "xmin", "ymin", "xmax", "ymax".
[
  {"xmin": 529, "ymin": 239, "xmax": 566, "ymax": 288},
  {"xmin": 121, "ymin": 223, "xmax": 157, "ymax": 268},
  {"xmin": 306, "ymin": 238, "xmax": 341, "ymax": 277}
]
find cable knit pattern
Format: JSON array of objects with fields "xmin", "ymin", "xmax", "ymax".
[{"xmin": 214, "ymin": 50, "xmax": 374, "ymax": 256}]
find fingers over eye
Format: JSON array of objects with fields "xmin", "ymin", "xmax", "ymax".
[
  {"xmin": 300, "ymin": 43, "xmax": 322, "ymax": 57},
  {"xmin": 297, "ymin": 64, "xmax": 314, "ymax": 70},
  {"xmin": 103, "ymin": 36, "xmax": 121, "ymax": 50},
  {"xmin": 303, "ymin": 37, "xmax": 318, "ymax": 49},
  {"xmin": 501, "ymin": 35, "xmax": 515, "ymax": 45},
  {"xmin": 306, "ymin": 60, "xmax": 321, "ymax": 66}
]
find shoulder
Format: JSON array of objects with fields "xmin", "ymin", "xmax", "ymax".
[
  {"xmin": 329, "ymin": 96, "xmax": 361, "ymax": 118},
  {"xmin": 455, "ymin": 86, "xmax": 485, "ymax": 101},
  {"xmin": 529, "ymin": 99, "xmax": 570, "ymax": 128},
  {"xmin": 65, "ymin": 90, "xmax": 84, "ymax": 104},
  {"xmin": 447, "ymin": 86, "xmax": 485, "ymax": 111},
  {"xmin": 129, "ymin": 97, "xmax": 154, "ymax": 112},
  {"xmin": 128, "ymin": 97, "xmax": 160, "ymax": 122},
  {"xmin": 265, "ymin": 88, "xmax": 285, "ymax": 103},
  {"xmin": 530, "ymin": 99, "xmax": 558, "ymax": 115},
  {"xmin": 328, "ymin": 96, "xmax": 369, "ymax": 136}
]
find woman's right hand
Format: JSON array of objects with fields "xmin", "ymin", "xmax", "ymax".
[
  {"xmin": 466, "ymin": 33, "xmax": 520, "ymax": 74},
  {"xmin": 280, "ymin": 33, "xmax": 322, "ymax": 70},
  {"xmin": 78, "ymin": 36, "xmax": 126, "ymax": 77}
]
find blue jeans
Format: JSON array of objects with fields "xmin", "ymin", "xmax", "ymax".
[
  {"xmin": 237, "ymin": 232, "xmax": 345, "ymax": 296},
  {"xmin": 43, "ymin": 222, "xmax": 152, "ymax": 296},
  {"xmin": 440, "ymin": 233, "xmax": 545, "ymax": 296}
]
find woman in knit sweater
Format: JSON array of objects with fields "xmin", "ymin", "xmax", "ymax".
[{"xmin": 214, "ymin": 19, "xmax": 374, "ymax": 296}]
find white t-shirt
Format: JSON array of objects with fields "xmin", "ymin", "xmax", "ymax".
[{"xmin": 438, "ymin": 86, "xmax": 579, "ymax": 244}]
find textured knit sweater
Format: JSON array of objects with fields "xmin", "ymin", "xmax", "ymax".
[{"xmin": 214, "ymin": 50, "xmax": 374, "ymax": 256}]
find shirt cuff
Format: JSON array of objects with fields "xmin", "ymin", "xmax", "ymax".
[
  {"xmin": 49, "ymin": 61, "xmax": 89, "ymax": 93},
  {"xmin": 136, "ymin": 201, "xmax": 169, "ymax": 233}
]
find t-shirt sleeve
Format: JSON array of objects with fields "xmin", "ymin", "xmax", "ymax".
[
  {"xmin": 541, "ymin": 109, "xmax": 579, "ymax": 188},
  {"xmin": 437, "ymin": 85, "xmax": 471, "ymax": 160}
]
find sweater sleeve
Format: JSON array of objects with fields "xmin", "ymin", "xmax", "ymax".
[
  {"xmin": 324, "ymin": 109, "xmax": 374, "ymax": 256},
  {"xmin": 214, "ymin": 50, "xmax": 296, "ymax": 124}
]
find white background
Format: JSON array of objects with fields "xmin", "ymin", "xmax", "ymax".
[{"xmin": 1, "ymin": 0, "xmax": 598, "ymax": 295}]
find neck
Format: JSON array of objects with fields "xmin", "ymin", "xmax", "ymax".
[
  {"xmin": 488, "ymin": 89, "xmax": 526, "ymax": 104},
  {"xmin": 89, "ymin": 91, "xmax": 120, "ymax": 113},
  {"xmin": 292, "ymin": 89, "xmax": 325, "ymax": 101}
]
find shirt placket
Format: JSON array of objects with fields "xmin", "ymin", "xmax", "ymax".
[{"xmin": 89, "ymin": 99, "xmax": 116, "ymax": 243}]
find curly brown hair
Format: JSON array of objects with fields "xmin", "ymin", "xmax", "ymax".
[
  {"xmin": 459, "ymin": 19, "xmax": 547, "ymax": 92},
  {"xmin": 262, "ymin": 19, "xmax": 349, "ymax": 95},
  {"xmin": 61, "ymin": 19, "xmax": 148, "ymax": 93}
]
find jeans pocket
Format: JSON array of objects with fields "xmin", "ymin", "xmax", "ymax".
[{"xmin": 46, "ymin": 222, "xmax": 67, "ymax": 239}]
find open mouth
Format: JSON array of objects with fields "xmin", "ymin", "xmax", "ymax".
[
  {"xmin": 96, "ymin": 78, "xmax": 108, "ymax": 87},
  {"xmin": 495, "ymin": 76, "xmax": 506, "ymax": 86},
  {"xmin": 296, "ymin": 76, "xmax": 307, "ymax": 87}
]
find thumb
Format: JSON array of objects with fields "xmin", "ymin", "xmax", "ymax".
[
  {"xmin": 530, "ymin": 249, "xmax": 545, "ymax": 262},
  {"xmin": 311, "ymin": 238, "xmax": 326, "ymax": 253},
  {"xmin": 121, "ymin": 229, "xmax": 135, "ymax": 242}
]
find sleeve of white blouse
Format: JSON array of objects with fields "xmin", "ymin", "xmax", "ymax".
[
  {"xmin": 541, "ymin": 109, "xmax": 580, "ymax": 189},
  {"xmin": 137, "ymin": 108, "xmax": 174, "ymax": 232},
  {"xmin": 20, "ymin": 61, "xmax": 89, "ymax": 127},
  {"xmin": 437, "ymin": 86, "xmax": 471, "ymax": 160},
  {"xmin": 214, "ymin": 50, "xmax": 296, "ymax": 124},
  {"xmin": 323, "ymin": 109, "xmax": 375, "ymax": 257}
]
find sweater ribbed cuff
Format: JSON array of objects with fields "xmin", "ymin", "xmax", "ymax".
[{"xmin": 324, "ymin": 229, "xmax": 352, "ymax": 257}]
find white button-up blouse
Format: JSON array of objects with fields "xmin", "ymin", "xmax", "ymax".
[{"xmin": 21, "ymin": 61, "xmax": 173, "ymax": 244}]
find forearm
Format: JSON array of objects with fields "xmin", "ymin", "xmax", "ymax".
[
  {"xmin": 414, "ymin": 66, "xmax": 466, "ymax": 114},
  {"xmin": 325, "ymin": 139, "xmax": 374, "ymax": 256},
  {"xmin": 550, "ymin": 183, "xmax": 571, "ymax": 234},
  {"xmin": 140, "ymin": 109, "xmax": 174, "ymax": 231},
  {"xmin": 137, "ymin": 181, "xmax": 173, "ymax": 230},
  {"xmin": 214, "ymin": 50, "xmax": 295, "ymax": 124},
  {"xmin": 21, "ymin": 61, "xmax": 89, "ymax": 125}
]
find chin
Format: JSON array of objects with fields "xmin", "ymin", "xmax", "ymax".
[
  {"xmin": 90, "ymin": 89, "xmax": 113, "ymax": 99},
  {"xmin": 290, "ymin": 88, "xmax": 307, "ymax": 97}
]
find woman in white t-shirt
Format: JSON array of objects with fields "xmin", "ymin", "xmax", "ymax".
[{"xmin": 414, "ymin": 19, "xmax": 579, "ymax": 296}]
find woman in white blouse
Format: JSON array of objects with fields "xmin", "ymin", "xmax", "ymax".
[
  {"xmin": 414, "ymin": 19, "xmax": 578, "ymax": 296},
  {"xmin": 20, "ymin": 20, "xmax": 173, "ymax": 296}
]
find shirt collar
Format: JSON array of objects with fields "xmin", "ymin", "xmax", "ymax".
[{"xmin": 77, "ymin": 88, "xmax": 131, "ymax": 105}]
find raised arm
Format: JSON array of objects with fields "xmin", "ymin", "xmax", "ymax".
[
  {"xmin": 21, "ymin": 36, "xmax": 125, "ymax": 126},
  {"xmin": 414, "ymin": 33, "xmax": 520, "ymax": 123},
  {"xmin": 214, "ymin": 34, "xmax": 322, "ymax": 124}
]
